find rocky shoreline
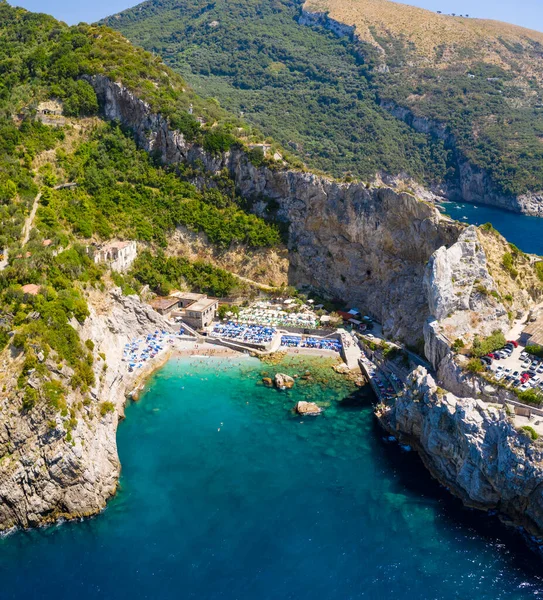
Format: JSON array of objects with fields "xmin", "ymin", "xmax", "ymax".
[{"xmin": 376, "ymin": 366, "xmax": 543, "ymax": 538}]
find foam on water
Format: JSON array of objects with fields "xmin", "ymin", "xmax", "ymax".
[{"xmin": 1, "ymin": 356, "xmax": 542, "ymax": 599}]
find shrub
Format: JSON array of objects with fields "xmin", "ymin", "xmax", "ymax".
[
  {"xmin": 203, "ymin": 130, "xmax": 236, "ymax": 155},
  {"xmin": 526, "ymin": 345, "xmax": 543, "ymax": 359},
  {"xmin": 43, "ymin": 380, "xmax": 67, "ymax": 413},
  {"xmin": 452, "ymin": 338, "xmax": 465, "ymax": 351},
  {"xmin": 100, "ymin": 401, "xmax": 115, "ymax": 416},
  {"xmin": 22, "ymin": 387, "xmax": 38, "ymax": 412},
  {"xmin": 516, "ymin": 388, "xmax": 543, "ymax": 406},
  {"xmin": 466, "ymin": 358, "xmax": 484, "ymax": 373},
  {"xmin": 502, "ymin": 252, "xmax": 518, "ymax": 278},
  {"xmin": 520, "ymin": 425, "xmax": 539, "ymax": 441},
  {"xmin": 471, "ymin": 330, "xmax": 506, "ymax": 357}
]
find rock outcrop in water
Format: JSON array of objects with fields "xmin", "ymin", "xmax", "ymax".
[
  {"xmin": 295, "ymin": 401, "xmax": 322, "ymax": 416},
  {"xmin": 275, "ymin": 373, "xmax": 295, "ymax": 389},
  {"xmin": 378, "ymin": 367, "xmax": 543, "ymax": 536}
]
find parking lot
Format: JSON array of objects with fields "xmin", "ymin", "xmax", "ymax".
[{"xmin": 486, "ymin": 342, "xmax": 543, "ymax": 393}]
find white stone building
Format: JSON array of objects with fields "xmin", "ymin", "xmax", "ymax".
[{"xmin": 93, "ymin": 241, "xmax": 137, "ymax": 272}]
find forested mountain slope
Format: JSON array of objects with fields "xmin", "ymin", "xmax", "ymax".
[
  {"xmin": 104, "ymin": 0, "xmax": 543, "ymax": 212},
  {"xmin": 102, "ymin": 0, "xmax": 453, "ymax": 186},
  {"xmin": 303, "ymin": 0, "xmax": 543, "ymax": 198}
]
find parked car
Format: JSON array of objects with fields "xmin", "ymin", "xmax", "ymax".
[
  {"xmin": 508, "ymin": 340, "xmax": 519, "ymax": 348},
  {"xmin": 520, "ymin": 352, "xmax": 529, "ymax": 360}
]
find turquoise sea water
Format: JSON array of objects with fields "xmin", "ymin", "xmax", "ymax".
[
  {"xmin": 442, "ymin": 200, "xmax": 543, "ymax": 256},
  {"xmin": 1, "ymin": 356, "xmax": 543, "ymax": 599}
]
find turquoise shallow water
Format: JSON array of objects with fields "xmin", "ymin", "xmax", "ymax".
[
  {"xmin": 1, "ymin": 356, "xmax": 543, "ymax": 599},
  {"xmin": 442, "ymin": 200, "xmax": 543, "ymax": 256}
]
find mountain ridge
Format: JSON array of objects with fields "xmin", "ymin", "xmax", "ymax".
[
  {"xmin": 104, "ymin": 0, "xmax": 543, "ymax": 212},
  {"xmin": 304, "ymin": 0, "xmax": 543, "ymax": 66}
]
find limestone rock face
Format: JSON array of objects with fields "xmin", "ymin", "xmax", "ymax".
[
  {"xmin": 89, "ymin": 75, "xmax": 462, "ymax": 345},
  {"xmin": 423, "ymin": 226, "xmax": 509, "ymax": 369},
  {"xmin": 0, "ymin": 288, "xmax": 173, "ymax": 531},
  {"xmin": 380, "ymin": 367, "xmax": 543, "ymax": 534},
  {"xmin": 275, "ymin": 373, "xmax": 295, "ymax": 389},
  {"xmin": 295, "ymin": 401, "xmax": 322, "ymax": 415}
]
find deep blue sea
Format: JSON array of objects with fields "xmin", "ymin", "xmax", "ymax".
[
  {"xmin": 442, "ymin": 200, "xmax": 543, "ymax": 256},
  {"xmin": 1, "ymin": 356, "xmax": 543, "ymax": 599}
]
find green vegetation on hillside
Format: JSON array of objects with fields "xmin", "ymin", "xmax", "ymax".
[
  {"xmin": 104, "ymin": 0, "xmax": 453, "ymax": 184},
  {"xmin": 377, "ymin": 60, "xmax": 543, "ymax": 196},
  {"xmin": 106, "ymin": 0, "xmax": 543, "ymax": 196},
  {"xmin": 131, "ymin": 250, "xmax": 239, "ymax": 297},
  {"xmin": 0, "ymin": 119, "xmax": 64, "ymax": 249},
  {"xmin": 0, "ymin": 3, "xmax": 281, "ymax": 423},
  {"xmin": 1, "ymin": 245, "xmax": 100, "ymax": 400},
  {"xmin": 41, "ymin": 124, "xmax": 281, "ymax": 249},
  {"xmin": 0, "ymin": 1, "xmax": 256, "ymax": 157}
]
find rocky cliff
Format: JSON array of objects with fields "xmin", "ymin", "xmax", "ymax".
[
  {"xmin": 378, "ymin": 367, "xmax": 543, "ymax": 536},
  {"xmin": 423, "ymin": 225, "xmax": 510, "ymax": 369},
  {"xmin": 0, "ymin": 288, "xmax": 173, "ymax": 531},
  {"xmin": 90, "ymin": 75, "xmax": 461, "ymax": 344},
  {"xmin": 423, "ymin": 222, "xmax": 542, "ymax": 381}
]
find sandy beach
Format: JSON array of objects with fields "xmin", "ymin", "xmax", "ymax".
[{"xmin": 124, "ymin": 335, "xmax": 348, "ymax": 402}]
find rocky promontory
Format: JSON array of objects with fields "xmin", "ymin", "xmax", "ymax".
[
  {"xmin": 0, "ymin": 288, "xmax": 175, "ymax": 531},
  {"xmin": 377, "ymin": 367, "xmax": 543, "ymax": 536}
]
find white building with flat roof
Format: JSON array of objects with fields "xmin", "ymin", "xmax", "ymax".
[
  {"xmin": 184, "ymin": 297, "xmax": 219, "ymax": 330},
  {"xmin": 93, "ymin": 241, "xmax": 137, "ymax": 272}
]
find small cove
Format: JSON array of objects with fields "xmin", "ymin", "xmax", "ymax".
[
  {"xmin": 1, "ymin": 355, "xmax": 543, "ymax": 599},
  {"xmin": 441, "ymin": 200, "xmax": 543, "ymax": 256}
]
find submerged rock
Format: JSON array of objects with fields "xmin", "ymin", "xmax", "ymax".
[
  {"xmin": 262, "ymin": 377, "xmax": 273, "ymax": 386},
  {"xmin": 295, "ymin": 401, "xmax": 322, "ymax": 416},
  {"xmin": 333, "ymin": 363, "xmax": 350, "ymax": 374},
  {"xmin": 274, "ymin": 373, "xmax": 295, "ymax": 389}
]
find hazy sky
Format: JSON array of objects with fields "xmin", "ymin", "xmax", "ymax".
[{"xmin": 10, "ymin": 0, "xmax": 543, "ymax": 32}]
